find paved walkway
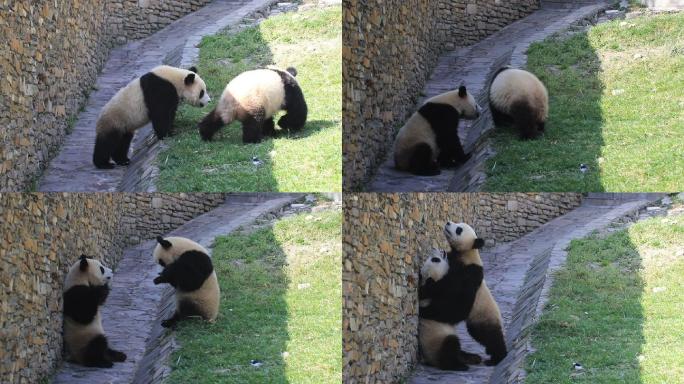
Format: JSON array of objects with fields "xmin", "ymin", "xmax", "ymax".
[
  {"xmin": 368, "ymin": 1, "xmax": 610, "ymax": 192},
  {"xmin": 52, "ymin": 193, "xmax": 301, "ymax": 384},
  {"xmin": 411, "ymin": 193, "xmax": 663, "ymax": 384},
  {"xmin": 39, "ymin": 0, "xmax": 277, "ymax": 192}
]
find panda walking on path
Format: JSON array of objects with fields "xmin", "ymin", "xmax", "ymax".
[{"xmin": 92, "ymin": 65, "xmax": 211, "ymax": 169}]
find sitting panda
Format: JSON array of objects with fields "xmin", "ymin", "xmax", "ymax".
[
  {"xmin": 420, "ymin": 222, "xmax": 507, "ymax": 366},
  {"xmin": 198, "ymin": 66, "xmax": 308, "ymax": 143},
  {"xmin": 393, "ymin": 86, "xmax": 482, "ymax": 176},
  {"xmin": 489, "ymin": 66, "xmax": 548, "ymax": 140},
  {"xmin": 93, "ymin": 65, "xmax": 211, "ymax": 169},
  {"xmin": 62, "ymin": 255, "xmax": 126, "ymax": 367},
  {"xmin": 153, "ymin": 236, "xmax": 220, "ymax": 328},
  {"xmin": 419, "ymin": 249, "xmax": 482, "ymax": 371}
]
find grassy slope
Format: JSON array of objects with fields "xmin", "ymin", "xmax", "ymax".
[
  {"xmin": 157, "ymin": 7, "xmax": 341, "ymax": 192},
  {"xmin": 484, "ymin": 12, "xmax": 684, "ymax": 192},
  {"xmin": 526, "ymin": 204, "xmax": 684, "ymax": 383},
  {"xmin": 167, "ymin": 208, "xmax": 342, "ymax": 384}
]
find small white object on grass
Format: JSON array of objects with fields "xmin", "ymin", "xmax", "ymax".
[
  {"xmin": 252, "ymin": 156, "xmax": 263, "ymax": 166},
  {"xmin": 297, "ymin": 283, "xmax": 311, "ymax": 290},
  {"xmin": 573, "ymin": 362, "xmax": 584, "ymax": 371},
  {"xmin": 250, "ymin": 360, "xmax": 263, "ymax": 367},
  {"xmin": 579, "ymin": 164, "xmax": 588, "ymax": 173}
]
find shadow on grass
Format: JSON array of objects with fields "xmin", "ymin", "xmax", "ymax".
[
  {"xmin": 484, "ymin": 30, "xmax": 606, "ymax": 192},
  {"xmin": 526, "ymin": 229, "xmax": 645, "ymax": 383}
]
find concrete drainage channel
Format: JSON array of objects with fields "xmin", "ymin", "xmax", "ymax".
[
  {"xmin": 410, "ymin": 193, "xmax": 666, "ymax": 384},
  {"xmin": 367, "ymin": 1, "xmax": 613, "ymax": 192},
  {"xmin": 51, "ymin": 193, "xmax": 304, "ymax": 384}
]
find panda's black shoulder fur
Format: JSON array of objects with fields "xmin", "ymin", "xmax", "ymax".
[
  {"xmin": 418, "ymin": 249, "xmax": 483, "ymax": 325},
  {"xmin": 63, "ymin": 284, "xmax": 110, "ymax": 324},
  {"xmin": 140, "ymin": 72, "xmax": 180, "ymax": 138},
  {"xmin": 156, "ymin": 250, "xmax": 213, "ymax": 292},
  {"xmin": 418, "ymin": 102, "xmax": 461, "ymax": 137}
]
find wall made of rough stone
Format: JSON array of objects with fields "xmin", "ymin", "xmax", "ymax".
[
  {"xmin": 119, "ymin": 193, "xmax": 226, "ymax": 245},
  {"xmin": 0, "ymin": 1, "xmax": 213, "ymax": 191},
  {"xmin": 106, "ymin": 0, "xmax": 213, "ymax": 45},
  {"xmin": 342, "ymin": 192, "xmax": 581, "ymax": 383},
  {"xmin": 0, "ymin": 1, "xmax": 110, "ymax": 191},
  {"xmin": 0, "ymin": 192, "xmax": 225, "ymax": 383},
  {"xmin": 343, "ymin": 0, "xmax": 539, "ymax": 190}
]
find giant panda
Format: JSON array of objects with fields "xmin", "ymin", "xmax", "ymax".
[
  {"xmin": 198, "ymin": 66, "xmax": 308, "ymax": 143},
  {"xmin": 62, "ymin": 255, "xmax": 127, "ymax": 367},
  {"xmin": 93, "ymin": 65, "xmax": 211, "ymax": 169},
  {"xmin": 419, "ymin": 222, "xmax": 507, "ymax": 366},
  {"xmin": 152, "ymin": 236, "xmax": 220, "ymax": 328},
  {"xmin": 489, "ymin": 66, "xmax": 548, "ymax": 140},
  {"xmin": 419, "ymin": 249, "xmax": 482, "ymax": 371},
  {"xmin": 393, "ymin": 86, "xmax": 482, "ymax": 176}
]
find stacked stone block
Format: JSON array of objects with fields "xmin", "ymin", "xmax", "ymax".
[
  {"xmin": 343, "ymin": 0, "xmax": 540, "ymax": 190},
  {"xmin": 342, "ymin": 192, "xmax": 581, "ymax": 383}
]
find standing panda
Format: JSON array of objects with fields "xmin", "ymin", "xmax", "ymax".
[
  {"xmin": 393, "ymin": 86, "xmax": 482, "ymax": 176},
  {"xmin": 489, "ymin": 66, "xmax": 548, "ymax": 139},
  {"xmin": 62, "ymin": 255, "xmax": 126, "ymax": 367},
  {"xmin": 153, "ymin": 236, "xmax": 220, "ymax": 328},
  {"xmin": 420, "ymin": 222, "xmax": 507, "ymax": 366},
  {"xmin": 419, "ymin": 249, "xmax": 482, "ymax": 371},
  {"xmin": 198, "ymin": 66, "xmax": 308, "ymax": 143},
  {"xmin": 93, "ymin": 65, "xmax": 211, "ymax": 169}
]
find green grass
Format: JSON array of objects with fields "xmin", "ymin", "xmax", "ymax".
[
  {"xmin": 484, "ymin": 12, "xmax": 684, "ymax": 192},
  {"xmin": 526, "ymin": 204, "xmax": 684, "ymax": 383},
  {"xmin": 166, "ymin": 208, "xmax": 342, "ymax": 383},
  {"xmin": 157, "ymin": 6, "xmax": 341, "ymax": 192}
]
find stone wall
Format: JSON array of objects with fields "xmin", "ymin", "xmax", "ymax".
[
  {"xmin": 0, "ymin": 1, "xmax": 110, "ymax": 191},
  {"xmin": 342, "ymin": 192, "xmax": 581, "ymax": 383},
  {"xmin": 0, "ymin": 1, "xmax": 213, "ymax": 191},
  {"xmin": 106, "ymin": 0, "xmax": 213, "ymax": 45},
  {"xmin": 343, "ymin": 0, "xmax": 540, "ymax": 190},
  {"xmin": 119, "ymin": 193, "xmax": 226, "ymax": 245},
  {"xmin": 0, "ymin": 192, "xmax": 224, "ymax": 383}
]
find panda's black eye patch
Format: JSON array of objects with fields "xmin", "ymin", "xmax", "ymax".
[
  {"xmin": 158, "ymin": 260, "xmax": 166, "ymax": 267},
  {"xmin": 200, "ymin": 90, "xmax": 204, "ymax": 98},
  {"xmin": 455, "ymin": 227, "xmax": 463, "ymax": 235},
  {"xmin": 100, "ymin": 266, "xmax": 104, "ymax": 274},
  {"xmin": 430, "ymin": 257, "xmax": 441, "ymax": 263}
]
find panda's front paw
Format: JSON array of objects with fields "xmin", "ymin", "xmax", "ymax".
[
  {"xmin": 153, "ymin": 275, "xmax": 164, "ymax": 285},
  {"xmin": 95, "ymin": 162, "xmax": 116, "ymax": 170},
  {"xmin": 114, "ymin": 158, "xmax": 130, "ymax": 166}
]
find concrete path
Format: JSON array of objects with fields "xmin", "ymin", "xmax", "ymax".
[
  {"xmin": 52, "ymin": 193, "xmax": 301, "ymax": 384},
  {"xmin": 39, "ymin": 0, "xmax": 277, "ymax": 192},
  {"xmin": 368, "ymin": 1, "xmax": 610, "ymax": 192},
  {"xmin": 410, "ymin": 193, "xmax": 664, "ymax": 384}
]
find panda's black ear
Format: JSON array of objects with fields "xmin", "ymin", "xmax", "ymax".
[
  {"xmin": 458, "ymin": 85, "xmax": 467, "ymax": 98},
  {"xmin": 157, "ymin": 236, "xmax": 172, "ymax": 249},
  {"xmin": 79, "ymin": 256, "xmax": 89, "ymax": 271},
  {"xmin": 184, "ymin": 73, "xmax": 196, "ymax": 85},
  {"xmin": 188, "ymin": 66, "xmax": 198, "ymax": 74},
  {"xmin": 473, "ymin": 238, "xmax": 485, "ymax": 250}
]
